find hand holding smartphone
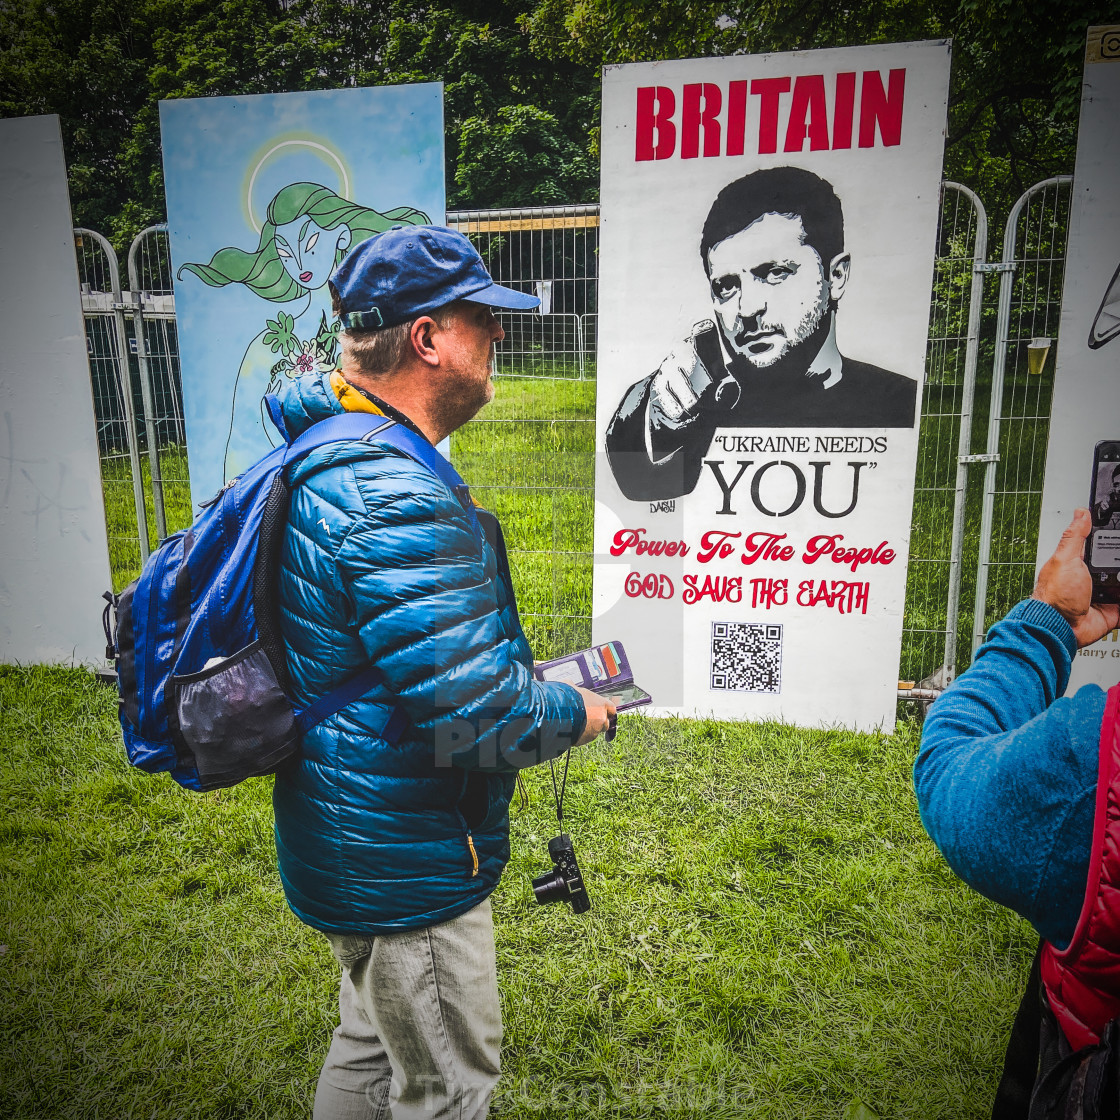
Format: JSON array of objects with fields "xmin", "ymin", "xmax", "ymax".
[{"xmin": 534, "ymin": 642, "xmax": 652, "ymax": 712}]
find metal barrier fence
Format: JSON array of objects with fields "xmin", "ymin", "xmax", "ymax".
[
  {"xmin": 126, "ymin": 224, "xmax": 188, "ymax": 544},
  {"xmin": 74, "ymin": 227, "xmax": 150, "ymax": 576},
  {"xmin": 445, "ymin": 206, "xmax": 600, "ymax": 653},
  {"xmin": 898, "ymin": 182, "xmax": 988, "ymax": 689},
  {"xmin": 81, "ymin": 191, "xmax": 1072, "ymax": 685},
  {"xmin": 971, "ymin": 178, "xmax": 1073, "ymax": 651},
  {"xmin": 448, "ymin": 205, "xmax": 599, "ymax": 379}
]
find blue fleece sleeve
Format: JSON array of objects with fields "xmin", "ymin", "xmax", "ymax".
[{"xmin": 914, "ymin": 599, "xmax": 1106, "ymax": 949}]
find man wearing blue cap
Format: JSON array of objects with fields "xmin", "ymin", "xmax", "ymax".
[{"xmin": 267, "ymin": 226, "xmax": 615, "ymax": 1119}]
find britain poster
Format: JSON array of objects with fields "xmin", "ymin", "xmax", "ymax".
[
  {"xmin": 161, "ymin": 85, "xmax": 445, "ymax": 506},
  {"xmin": 592, "ymin": 42, "xmax": 951, "ymax": 730},
  {"xmin": 1036, "ymin": 27, "xmax": 1120, "ymax": 692}
]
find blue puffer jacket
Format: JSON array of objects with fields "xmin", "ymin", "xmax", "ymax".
[{"xmin": 271, "ymin": 369, "xmax": 586, "ymax": 934}]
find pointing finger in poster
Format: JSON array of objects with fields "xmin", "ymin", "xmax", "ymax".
[{"xmin": 650, "ymin": 340, "xmax": 706, "ymax": 425}]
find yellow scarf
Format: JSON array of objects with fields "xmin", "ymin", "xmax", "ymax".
[{"xmin": 330, "ymin": 370, "xmax": 386, "ymax": 415}]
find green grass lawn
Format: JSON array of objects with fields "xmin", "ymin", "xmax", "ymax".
[
  {"xmin": 0, "ymin": 665, "xmax": 1033, "ymax": 1119},
  {"xmin": 100, "ymin": 372, "xmax": 1048, "ymax": 676},
  {"xmin": 42, "ymin": 372, "xmax": 1049, "ymax": 1117}
]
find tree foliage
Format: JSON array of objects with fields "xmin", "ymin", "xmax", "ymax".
[
  {"xmin": 372, "ymin": 4, "xmax": 598, "ymax": 207},
  {"xmin": 2, "ymin": 0, "xmax": 1118, "ymax": 245},
  {"xmin": 0, "ymin": 0, "xmax": 599, "ymax": 247},
  {"xmin": 523, "ymin": 0, "xmax": 1120, "ymax": 234}
]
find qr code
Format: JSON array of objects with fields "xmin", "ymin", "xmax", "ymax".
[{"xmin": 710, "ymin": 622, "xmax": 783, "ymax": 694}]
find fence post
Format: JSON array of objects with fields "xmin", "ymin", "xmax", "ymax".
[
  {"xmin": 939, "ymin": 182, "xmax": 988, "ymax": 682},
  {"xmin": 971, "ymin": 176, "xmax": 1073, "ymax": 652},
  {"xmin": 128, "ymin": 224, "xmax": 170, "ymax": 541},
  {"xmin": 75, "ymin": 227, "xmax": 151, "ymax": 562}
]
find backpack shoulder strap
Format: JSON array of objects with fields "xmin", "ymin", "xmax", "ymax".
[
  {"xmin": 282, "ymin": 412, "xmax": 396, "ymax": 463},
  {"xmin": 991, "ymin": 940, "xmax": 1044, "ymax": 1120},
  {"xmin": 284, "ymin": 413, "xmax": 484, "ymax": 546},
  {"xmin": 257, "ymin": 412, "xmax": 482, "ymax": 742},
  {"xmin": 255, "ymin": 415, "xmax": 398, "ymax": 736},
  {"xmin": 372, "ymin": 422, "xmax": 484, "ymax": 547}
]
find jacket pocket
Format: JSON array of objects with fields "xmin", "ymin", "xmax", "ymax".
[
  {"xmin": 172, "ymin": 640, "xmax": 298, "ymax": 790},
  {"xmin": 458, "ymin": 770, "xmax": 491, "ymax": 830},
  {"xmin": 460, "ymin": 771, "xmax": 513, "ymax": 834}
]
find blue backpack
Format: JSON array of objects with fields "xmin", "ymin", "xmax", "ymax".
[{"xmin": 105, "ymin": 410, "xmax": 482, "ymax": 792}]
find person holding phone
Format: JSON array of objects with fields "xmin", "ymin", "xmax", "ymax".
[{"xmin": 914, "ymin": 509, "xmax": 1120, "ymax": 1114}]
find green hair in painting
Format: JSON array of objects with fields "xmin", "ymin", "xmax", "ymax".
[{"xmin": 177, "ymin": 182, "xmax": 430, "ymax": 302}]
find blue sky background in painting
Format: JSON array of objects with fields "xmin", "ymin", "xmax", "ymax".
[{"xmin": 161, "ymin": 83, "xmax": 444, "ymax": 504}]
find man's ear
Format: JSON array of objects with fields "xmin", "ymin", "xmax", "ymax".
[
  {"xmin": 827, "ymin": 253, "xmax": 851, "ymax": 302},
  {"xmin": 409, "ymin": 315, "xmax": 440, "ymax": 367}
]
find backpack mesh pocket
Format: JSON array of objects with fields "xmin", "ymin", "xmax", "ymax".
[{"xmin": 172, "ymin": 641, "xmax": 298, "ymax": 790}]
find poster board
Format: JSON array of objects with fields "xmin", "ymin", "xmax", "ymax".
[
  {"xmin": 160, "ymin": 84, "xmax": 446, "ymax": 507},
  {"xmin": 0, "ymin": 114, "xmax": 113, "ymax": 666},
  {"xmin": 1037, "ymin": 27, "xmax": 1120, "ymax": 691},
  {"xmin": 592, "ymin": 42, "xmax": 951, "ymax": 730}
]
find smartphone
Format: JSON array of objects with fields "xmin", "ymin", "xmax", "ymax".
[
  {"xmin": 1089, "ymin": 440, "xmax": 1120, "ymax": 604},
  {"xmin": 534, "ymin": 642, "xmax": 652, "ymax": 712},
  {"xmin": 603, "ymin": 683, "xmax": 652, "ymax": 711}
]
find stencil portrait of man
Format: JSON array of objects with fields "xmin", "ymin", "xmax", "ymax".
[
  {"xmin": 1093, "ymin": 463, "xmax": 1120, "ymax": 529},
  {"xmin": 605, "ymin": 166, "xmax": 918, "ymax": 502}
]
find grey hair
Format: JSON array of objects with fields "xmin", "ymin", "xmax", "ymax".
[
  {"xmin": 339, "ymin": 322, "xmax": 415, "ymax": 379},
  {"xmin": 331, "ymin": 284, "xmax": 460, "ymax": 378}
]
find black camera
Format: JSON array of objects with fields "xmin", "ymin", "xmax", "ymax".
[{"xmin": 531, "ymin": 833, "xmax": 591, "ymax": 914}]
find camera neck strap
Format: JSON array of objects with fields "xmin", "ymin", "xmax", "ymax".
[{"xmin": 549, "ymin": 751, "xmax": 572, "ymax": 826}]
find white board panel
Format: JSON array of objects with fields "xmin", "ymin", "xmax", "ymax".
[
  {"xmin": 1036, "ymin": 29, "xmax": 1120, "ymax": 691},
  {"xmin": 0, "ymin": 114, "xmax": 112, "ymax": 666},
  {"xmin": 593, "ymin": 42, "xmax": 951, "ymax": 731}
]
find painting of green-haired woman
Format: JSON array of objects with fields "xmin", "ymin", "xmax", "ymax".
[{"xmin": 179, "ymin": 181, "xmax": 429, "ymax": 481}]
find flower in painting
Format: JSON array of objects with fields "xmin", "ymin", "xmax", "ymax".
[
  {"xmin": 288, "ymin": 339, "xmax": 331, "ymax": 377},
  {"xmin": 268, "ymin": 334, "xmax": 336, "ymax": 392}
]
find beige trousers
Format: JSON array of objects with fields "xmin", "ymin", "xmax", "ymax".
[{"xmin": 312, "ymin": 899, "xmax": 502, "ymax": 1120}]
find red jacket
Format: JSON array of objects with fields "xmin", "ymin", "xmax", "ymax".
[{"xmin": 1042, "ymin": 684, "xmax": 1120, "ymax": 1050}]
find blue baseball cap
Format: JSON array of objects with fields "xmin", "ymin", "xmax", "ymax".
[{"xmin": 330, "ymin": 225, "xmax": 540, "ymax": 330}]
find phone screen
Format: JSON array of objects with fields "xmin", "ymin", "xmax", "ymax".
[
  {"xmin": 1090, "ymin": 440, "xmax": 1120, "ymax": 603},
  {"xmin": 602, "ymin": 683, "xmax": 652, "ymax": 710},
  {"xmin": 1091, "ymin": 532, "xmax": 1120, "ymax": 568}
]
